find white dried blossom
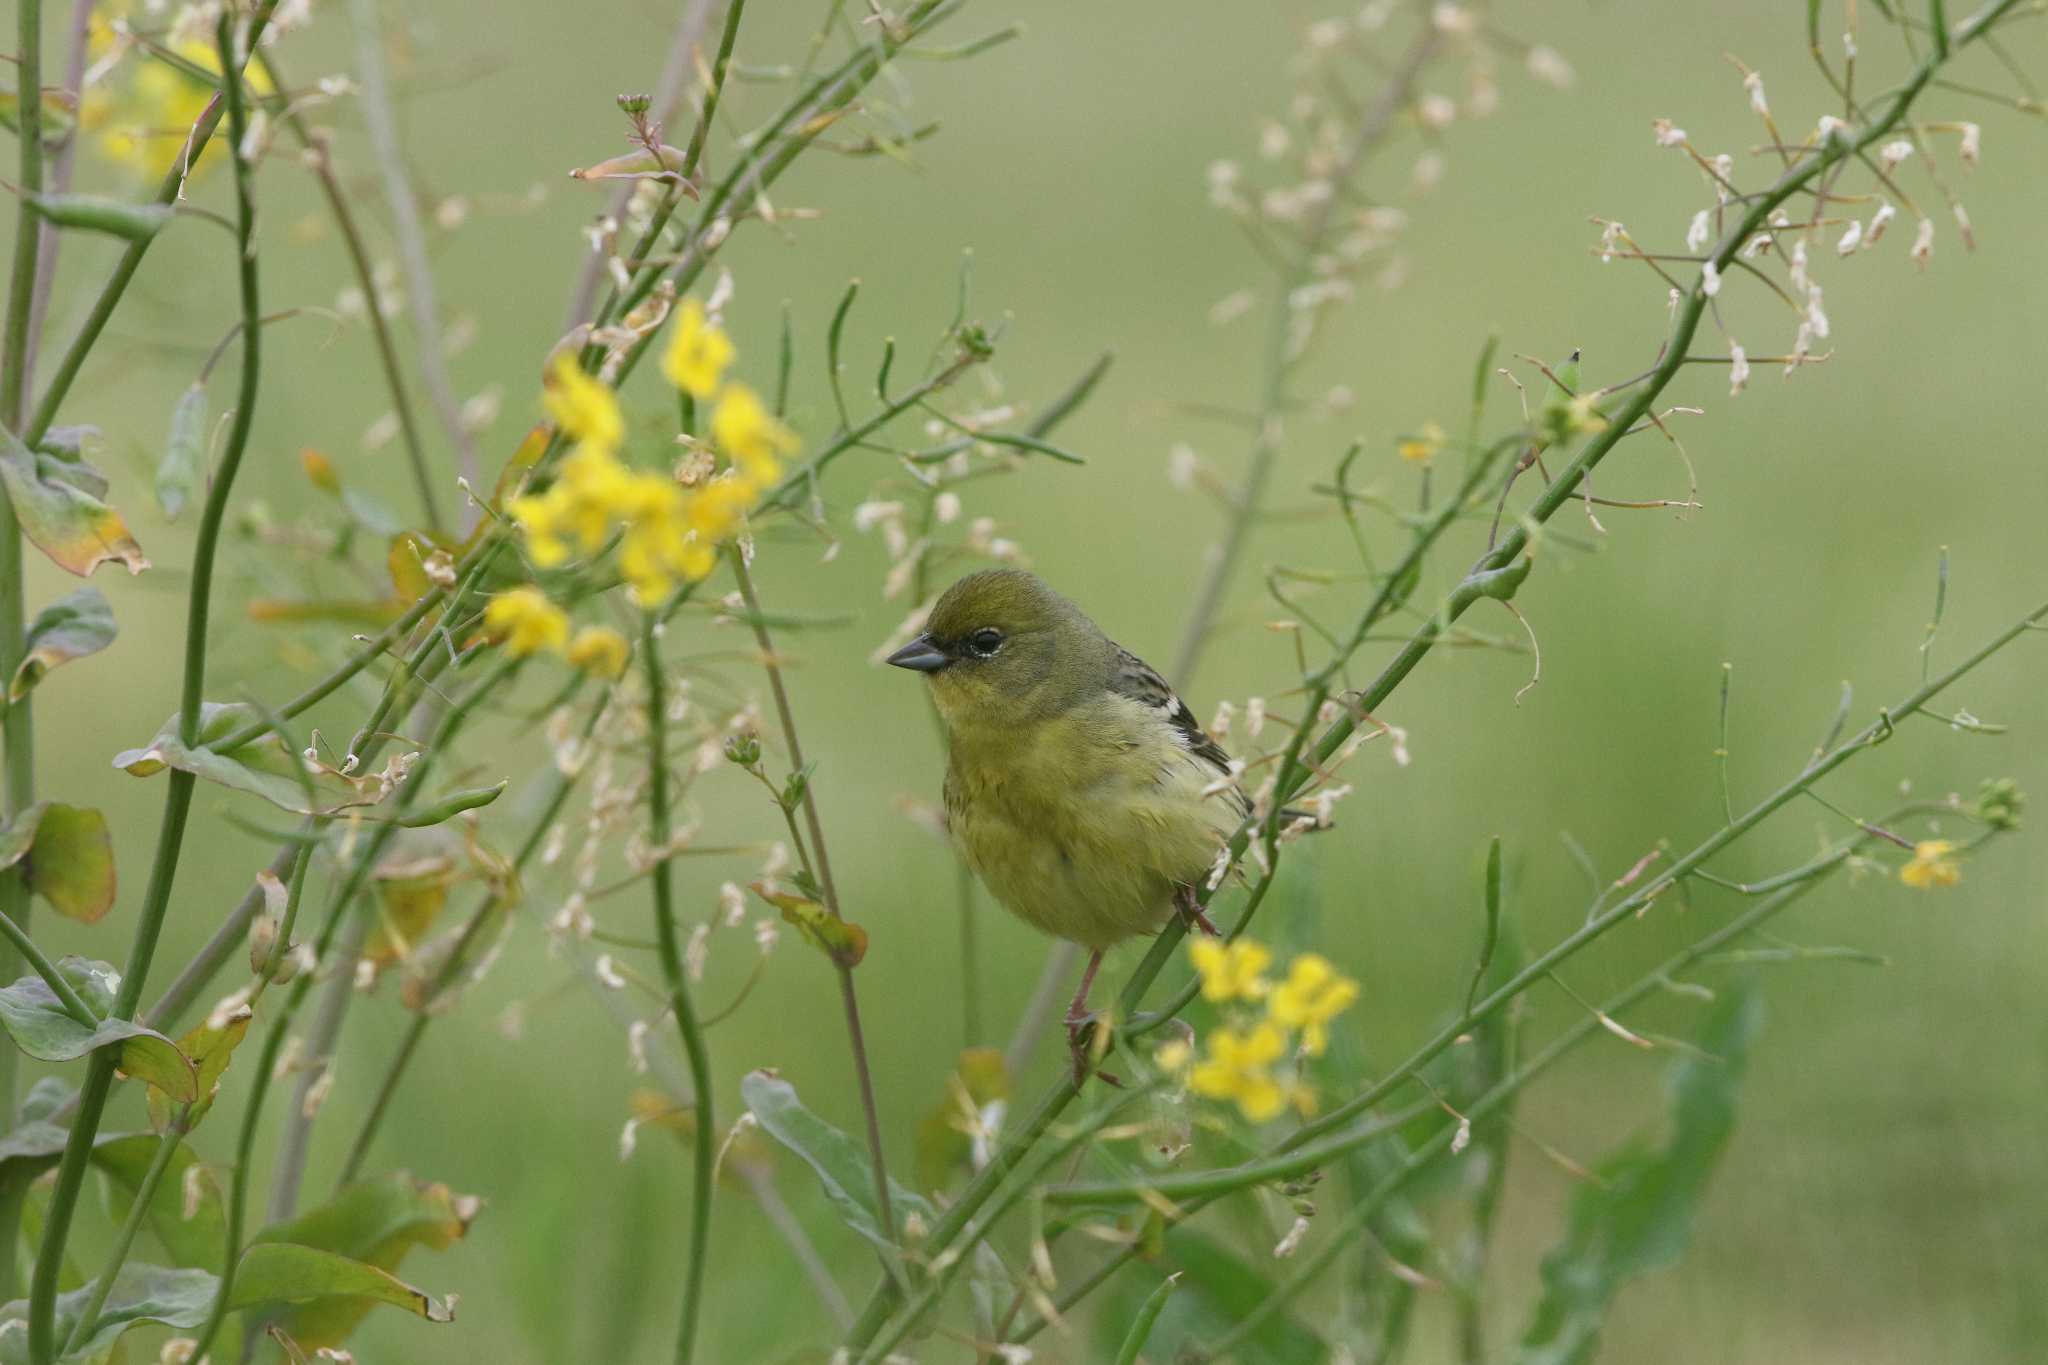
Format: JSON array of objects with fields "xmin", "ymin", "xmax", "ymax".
[
  {"xmin": 182, "ymin": 1164, "xmax": 208, "ymax": 1222},
  {"xmin": 1307, "ymin": 18, "xmax": 1347, "ymax": 49},
  {"xmin": 1652, "ymin": 118, "xmax": 1687, "ymax": 148},
  {"xmin": 619, "ymin": 1117, "xmax": 642, "ymax": 1161},
  {"xmin": 1911, "ymin": 216, "xmax": 1935, "ymax": 268},
  {"xmin": 1835, "ymin": 219, "xmax": 1863, "ymax": 255},
  {"xmin": 1666, "ymin": 286, "xmax": 1682, "ymax": 318},
  {"xmin": 1209, "ymin": 288, "xmax": 1255, "ymax": 325},
  {"xmin": 1789, "ymin": 238, "xmax": 1810, "ymax": 294},
  {"xmin": 934, "ymin": 491, "xmax": 962, "ymax": 524},
  {"xmin": 1206, "ymin": 160, "xmax": 1242, "ymax": 209},
  {"xmin": 352, "ymin": 958, "xmax": 376, "ymax": 992},
  {"xmin": 1952, "ymin": 202, "xmax": 1974, "ymax": 248},
  {"xmin": 1867, "ymin": 201, "xmax": 1897, "ymax": 244},
  {"xmin": 719, "ymin": 881, "xmax": 747, "ymax": 926},
  {"xmin": 1598, "ymin": 220, "xmax": 1626, "ymax": 263},
  {"xmin": 1728, "ymin": 343, "xmax": 1750, "ymax": 397},
  {"xmin": 1274, "ymin": 1216, "xmax": 1312, "ymax": 1258},
  {"xmin": 754, "ymin": 917, "xmax": 781, "ymax": 955},
  {"xmin": 685, "ymin": 923, "xmax": 710, "ymax": 982},
  {"xmin": 1431, "ymin": 3, "xmax": 1475, "ymax": 34},
  {"xmin": 1959, "ymin": 122, "xmax": 1981, "ymax": 167},
  {"xmin": 1744, "ymin": 70, "xmax": 1768, "ymax": 117},
  {"xmin": 161, "ymin": 1339, "xmax": 200, "ymax": 1365},
  {"xmin": 1209, "ymin": 699, "xmax": 1235, "ymax": 740},
  {"xmin": 1816, "ymin": 114, "xmax": 1850, "ymax": 145},
  {"xmin": 594, "ymin": 955, "xmax": 627, "ymax": 990},
  {"xmin": 361, "ymin": 411, "xmax": 399, "ymax": 451},
  {"xmin": 1258, "ymin": 121, "xmax": 1290, "ymax": 160},
  {"xmin": 302, "ymin": 1065, "xmax": 334, "ymax": 1119},
  {"xmin": 1525, "ymin": 45, "xmax": 1574, "ymax": 89},
  {"xmin": 627, "ymin": 1019, "xmax": 651, "ymax": 1074},
  {"xmin": 1245, "ymin": 696, "xmax": 1267, "ymax": 738},
  {"xmin": 1786, "ymin": 320, "xmax": 1814, "ymax": 374},
  {"xmin": 1879, "ymin": 139, "xmax": 1915, "ymax": 171},
  {"xmin": 1806, "ymin": 285, "xmax": 1830, "ymax": 340},
  {"xmin": 1168, "ymin": 443, "xmax": 1200, "ymax": 491},
  {"xmin": 1409, "ymin": 151, "xmax": 1444, "ymax": 193},
  {"xmin": 459, "ymin": 385, "xmax": 503, "ymax": 434},
  {"xmin": 1686, "ymin": 210, "xmax": 1711, "ymax": 253},
  {"xmin": 1357, "ymin": 0, "xmax": 1395, "ymax": 31},
  {"xmin": 1417, "ymin": 93, "xmax": 1457, "ymax": 130},
  {"xmin": 1700, "ymin": 261, "xmax": 1722, "ymax": 297}
]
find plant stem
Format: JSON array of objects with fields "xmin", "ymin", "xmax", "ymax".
[
  {"xmin": 18, "ymin": 0, "xmax": 92, "ymax": 400},
  {"xmin": 266, "ymin": 911, "xmax": 367, "ymax": 1221},
  {"xmin": 348, "ymin": 0, "xmax": 480, "ymax": 512},
  {"xmin": 0, "ymin": 908, "xmax": 95, "ymax": 1026},
  {"xmin": 1168, "ymin": 18, "xmax": 1441, "ymax": 689},
  {"xmin": 60, "ymin": 1112, "xmax": 187, "ymax": 1355},
  {"xmin": 142, "ymin": 844, "xmax": 299, "ymax": 1032},
  {"xmin": 727, "ymin": 548, "xmax": 895, "ymax": 1240},
  {"xmin": 641, "ymin": 611, "xmax": 715, "ymax": 1365},
  {"xmin": 25, "ymin": 18, "xmax": 266, "ymax": 1355},
  {"xmin": 255, "ymin": 49, "xmax": 445, "ymax": 535},
  {"xmin": 0, "ymin": 0, "xmax": 47, "ymax": 1134}
]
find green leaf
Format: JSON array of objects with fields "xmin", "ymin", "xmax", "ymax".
[
  {"xmin": 11, "ymin": 586, "xmax": 116, "ymax": 702},
  {"xmin": 0, "ymin": 1263, "xmax": 215, "ymax": 1363},
  {"xmin": 1112, "ymin": 1271, "xmax": 1181, "ymax": 1365},
  {"xmin": 112, "ymin": 702, "xmax": 379, "ymax": 816},
  {"xmin": 94, "ymin": 1133, "xmax": 225, "ymax": 1272},
  {"xmin": 147, "ymin": 1003, "xmax": 253, "ymax": 1132},
  {"xmin": 1513, "ymin": 980, "xmax": 1764, "ymax": 1365},
  {"xmin": 0, "ymin": 803, "xmax": 116, "ymax": 922},
  {"xmin": 741, "ymin": 1070, "xmax": 932, "ymax": 1260},
  {"xmin": 251, "ymin": 1173, "xmax": 477, "ymax": 1349},
  {"xmin": 25, "ymin": 192, "xmax": 174, "ymax": 243},
  {"xmin": 0, "ymin": 959, "xmax": 197, "ymax": 1102},
  {"xmin": 157, "ymin": 384, "xmax": 206, "ymax": 522},
  {"xmin": 0, "ymin": 422, "xmax": 147, "ymax": 579},
  {"xmin": 232, "ymin": 1243, "xmax": 455, "ymax": 1347},
  {"xmin": 1099, "ymin": 1227, "xmax": 1326, "ymax": 1365}
]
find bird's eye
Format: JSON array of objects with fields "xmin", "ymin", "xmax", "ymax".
[{"xmin": 967, "ymin": 628, "xmax": 1005, "ymax": 658}]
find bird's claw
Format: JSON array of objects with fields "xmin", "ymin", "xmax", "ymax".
[
  {"xmin": 1064, "ymin": 1012, "xmax": 1123, "ymax": 1089},
  {"xmin": 1175, "ymin": 887, "xmax": 1222, "ymax": 937}
]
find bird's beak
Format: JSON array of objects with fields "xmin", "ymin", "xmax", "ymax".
[{"xmin": 886, "ymin": 634, "xmax": 952, "ymax": 674}]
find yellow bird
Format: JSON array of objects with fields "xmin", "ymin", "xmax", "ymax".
[{"xmin": 887, "ymin": 569, "xmax": 1247, "ymax": 1073}]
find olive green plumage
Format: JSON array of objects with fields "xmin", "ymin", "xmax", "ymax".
[{"xmin": 888, "ymin": 569, "xmax": 1248, "ymax": 952}]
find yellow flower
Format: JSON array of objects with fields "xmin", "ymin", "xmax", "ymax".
[
  {"xmin": 91, "ymin": 38, "xmax": 274, "ymax": 178},
  {"xmin": 483, "ymin": 588, "xmax": 569, "ymax": 658},
  {"xmin": 1899, "ymin": 839, "xmax": 1962, "ymax": 890},
  {"xmin": 1397, "ymin": 420, "xmax": 1446, "ymax": 465},
  {"xmin": 1266, "ymin": 953, "xmax": 1358, "ymax": 1056},
  {"xmin": 544, "ymin": 356, "xmax": 625, "ymax": 454},
  {"xmin": 1189, "ymin": 938, "xmax": 1272, "ymax": 1004},
  {"xmin": 1189, "ymin": 1023, "xmax": 1289, "ymax": 1122},
  {"xmin": 709, "ymin": 382, "xmax": 798, "ymax": 482},
  {"xmin": 662, "ymin": 299, "xmax": 735, "ymax": 400},
  {"xmin": 567, "ymin": 625, "xmax": 631, "ymax": 679}
]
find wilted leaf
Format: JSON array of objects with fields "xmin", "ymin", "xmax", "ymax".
[
  {"xmin": 252, "ymin": 1174, "xmax": 476, "ymax": 1349},
  {"xmin": 568, "ymin": 145, "xmax": 696, "ymax": 185},
  {"xmin": 751, "ymin": 882, "xmax": 866, "ymax": 967},
  {"xmin": 11, "ymin": 586, "xmax": 115, "ymax": 702},
  {"xmin": 1513, "ymin": 980, "xmax": 1764, "ymax": 1365},
  {"xmin": 233, "ymin": 1244, "xmax": 454, "ymax": 1344},
  {"xmin": 157, "ymin": 383, "xmax": 206, "ymax": 521},
  {"xmin": 913, "ymin": 1047, "xmax": 1010, "ymax": 1191},
  {"xmin": 0, "ymin": 803, "xmax": 115, "ymax": 923},
  {"xmin": 742, "ymin": 1070, "xmax": 932, "ymax": 1262},
  {"xmin": 0, "ymin": 422, "xmax": 146, "ymax": 578},
  {"xmin": 0, "ymin": 959, "xmax": 196, "ymax": 1102},
  {"xmin": 112, "ymin": 702, "xmax": 378, "ymax": 816},
  {"xmin": 147, "ymin": 1004, "xmax": 253, "ymax": 1132}
]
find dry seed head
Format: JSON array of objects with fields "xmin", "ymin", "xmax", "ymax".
[{"xmin": 1911, "ymin": 216, "xmax": 1935, "ymax": 268}]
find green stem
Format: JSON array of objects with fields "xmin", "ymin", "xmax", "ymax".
[
  {"xmin": 0, "ymin": 0, "xmax": 47, "ymax": 1136},
  {"xmin": 0, "ymin": 907, "xmax": 95, "ymax": 1026},
  {"xmin": 255, "ymin": 49, "xmax": 444, "ymax": 535},
  {"xmin": 25, "ymin": 19, "xmax": 266, "ymax": 1357},
  {"xmin": 727, "ymin": 548, "xmax": 895, "ymax": 1240},
  {"xmin": 642, "ymin": 611, "xmax": 715, "ymax": 1365},
  {"xmin": 60, "ymin": 1112, "xmax": 187, "ymax": 1355}
]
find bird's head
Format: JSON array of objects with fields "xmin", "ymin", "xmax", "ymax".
[{"xmin": 885, "ymin": 569, "xmax": 1106, "ymax": 726}]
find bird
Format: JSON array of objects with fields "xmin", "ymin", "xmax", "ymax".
[{"xmin": 886, "ymin": 568, "xmax": 1247, "ymax": 1079}]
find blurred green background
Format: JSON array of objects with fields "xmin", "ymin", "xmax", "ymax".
[{"xmin": 13, "ymin": 0, "xmax": 2047, "ymax": 1361}]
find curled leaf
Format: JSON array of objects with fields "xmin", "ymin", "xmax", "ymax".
[
  {"xmin": 0, "ymin": 421, "xmax": 146, "ymax": 577},
  {"xmin": 751, "ymin": 881, "xmax": 866, "ymax": 967},
  {"xmin": 10, "ymin": 586, "xmax": 115, "ymax": 702},
  {"xmin": 568, "ymin": 146, "xmax": 699, "ymax": 191},
  {"xmin": 0, "ymin": 958, "xmax": 197, "ymax": 1102}
]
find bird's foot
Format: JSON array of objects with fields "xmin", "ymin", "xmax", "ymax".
[
  {"xmin": 1175, "ymin": 886, "xmax": 1223, "ymax": 937},
  {"xmin": 1064, "ymin": 1011, "xmax": 1124, "ymax": 1090}
]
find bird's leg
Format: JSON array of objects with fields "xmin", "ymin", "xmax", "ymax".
[
  {"xmin": 1175, "ymin": 884, "xmax": 1223, "ymax": 938},
  {"xmin": 1064, "ymin": 949, "xmax": 1114, "ymax": 1088}
]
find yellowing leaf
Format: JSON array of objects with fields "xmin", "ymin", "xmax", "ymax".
[
  {"xmin": 751, "ymin": 881, "xmax": 867, "ymax": 967},
  {"xmin": 0, "ymin": 421, "xmax": 146, "ymax": 577},
  {"xmin": 0, "ymin": 802, "xmax": 116, "ymax": 922},
  {"xmin": 112, "ymin": 702, "xmax": 379, "ymax": 815}
]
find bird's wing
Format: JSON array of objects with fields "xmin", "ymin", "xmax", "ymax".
[{"xmin": 1111, "ymin": 646, "xmax": 1241, "ymax": 787}]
